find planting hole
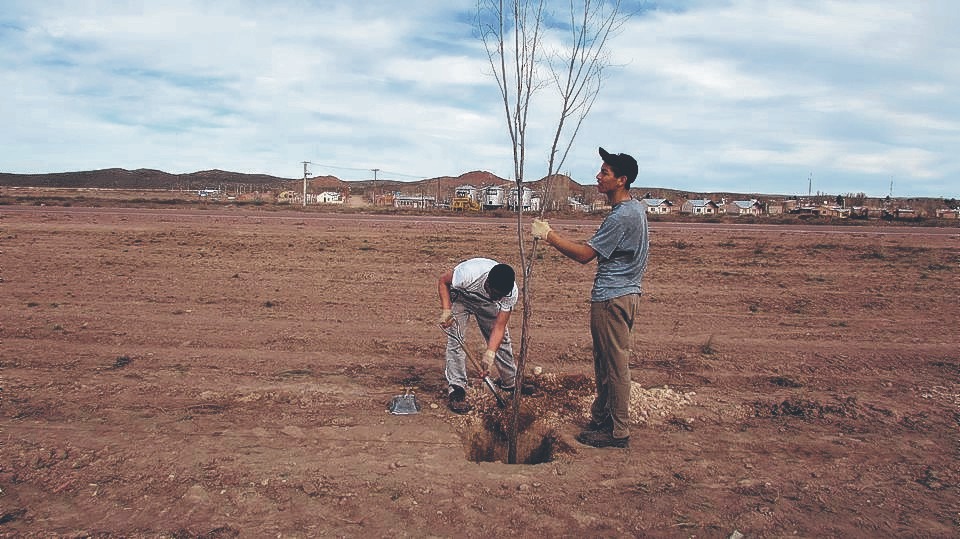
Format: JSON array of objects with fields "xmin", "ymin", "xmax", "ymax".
[
  {"xmin": 465, "ymin": 420, "xmax": 558, "ymax": 464},
  {"xmin": 454, "ymin": 373, "xmax": 594, "ymax": 464}
]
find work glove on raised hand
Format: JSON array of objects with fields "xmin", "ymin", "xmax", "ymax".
[
  {"xmin": 531, "ymin": 218, "xmax": 552, "ymax": 240},
  {"xmin": 439, "ymin": 309, "xmax": 453, "ymax": 328},
  {"xmin": 481, "ymin": 350, "xmax": 496, "ymax": 373}
]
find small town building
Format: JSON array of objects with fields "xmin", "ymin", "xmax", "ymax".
[
  {"xmin": 821, "ymin": 205, "xmax": 851, "ymax": 218},
  {"xmin": 681, "ymin": 199, "xmax": 720, "ymax": 215},
  {"xmin": 641, "ymin": 198, "xmax": 674, "ymax": 214},
  {"xmin": 454, "ymin": 185, "xmax": 480, "ymax": 200},
  {"xmin": 567, "ymin": 197, "xmax": 590, "ymax": 212},
  {"xmin": 394, "ymin": 194, "xmax": 436, "ymax": 209},
  {"xmin": 277, "ymin": 190, "xmax": 299, "ymax": 204},
  {"xmin": 508, "ymin": 186, "xmax": 539, "ymax": 212},
  {"xmin": 482, "ymin": 185, "xmax": 506, "ymax": 210},
  {"xmin": 724, "ymin": 199, "xmax": 764, "ymax": 216},
  {"xmin": 589, "ymin": 199, "xmax": 610, "ymax": 212},
  {"xmin": 315, "ymin": 191, "xmax": 344, "ymax": 204}
]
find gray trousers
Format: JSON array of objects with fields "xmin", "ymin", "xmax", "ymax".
[
  {"xmin": 445, "ymin": 291, "xmax": 516, "ymax": 391},
  {"xmin": 590, "ymin": 293, "xmax": 640, "ymax": 439}
]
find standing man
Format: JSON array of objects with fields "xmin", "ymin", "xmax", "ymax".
[
  {"xmin": 438, "ymin": 258, "xmax": 518, "ymax": 414},
  {"xmin": 531, "ymin": 147, "xmax": 649, "ymax": 448}
]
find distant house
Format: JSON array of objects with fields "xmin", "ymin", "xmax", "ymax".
[
  {"xmin": 766, "ymin": 199, "xmax": 797, "ymax": 215},
  {"xmin": 277, "ymin": 190, "xmax": 299, "ymax": 204},
  {"xmin": 589, "ymin": 199, "xmax": 610, "ymax": 212},
  {"xmin": 894, "ymin": 207, "xmax": 917, "ymax": 219},
  {"xmin": 508, "ymin": 186, "xmax": 539, "ymax": 212},
  {"xmin": 482, "ymin": 185, "xmax": 506, "ymax": 209},
  {"xmin": 791, "ymin": 205, "xmax": 821, "ymax": 215},
  {"xmin": 936, "ymin": 208, "xmax": 959, "ymax": 219},
  {"xmin": 681, "ymin": 199, "xmax": 720, "ymax": 215},
  {"xmin": 568, "ymin": 197, "xmax": 590, "ymax": 212},
  {"xmin": 641, "ymin": 198, "xmax": 674, "ymax": 214},
  {"xmin": 316, "ymin": 191, "xmax": 343, "ymax": 204},
  {"xmin": 394, "ymin": 194, "xmax": 435, "ymax": 209},
  {"xmin": 724, "ymin": 199, "xmax": 764, "ymax": 216},
  {"xmin": 454, "ymin": 185, "xmax": 480, "ymax": 201},
  {"xmin": 821, "ymin": 205, "xmax": 851, "ymax": 218}
]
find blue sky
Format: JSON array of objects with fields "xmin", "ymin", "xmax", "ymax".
[{"xmin": 2, "ymin": 1, "xmax": 957, "ymax": 198}]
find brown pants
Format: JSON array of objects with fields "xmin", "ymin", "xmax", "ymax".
[{"xmin": 589, "ymin": 294, "xmax": 639, "ymax": 439}]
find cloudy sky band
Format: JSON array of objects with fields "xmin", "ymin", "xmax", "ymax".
[{"xmin": 2, "ymin": 1, "xmax": 957, "ymax": 197}]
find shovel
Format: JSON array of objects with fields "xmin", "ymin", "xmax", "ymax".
[
  {"xmin": 440, "ymin": 321, "xmax": 507, "ymax": 409},
  {"xmin": 387, "ymin": 387, "xmax": 421, "ymax": 415}
]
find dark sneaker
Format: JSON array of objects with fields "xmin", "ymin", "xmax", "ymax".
[
  {"xmin": 448, "ymin": 385, "xmax": 472, "ymax": 414},
  {"xmin": 576, "ymin": 430, "xmax": 629, "ymax": 448},
  {"xmin": 495, "ymin": 379, "xmax": 535, "ymax": 396},
  {"xmin": 585, "ymin": 417, "xmax": 613, "ymax": 432},
  {"xmin": 494, "ymin": 379, "xmax": 515, "ymax": 394}
]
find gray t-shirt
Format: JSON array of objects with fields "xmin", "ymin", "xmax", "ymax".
[{"xmin": 586, "ymin": 198, "xmax": 649, "ymax": 302}]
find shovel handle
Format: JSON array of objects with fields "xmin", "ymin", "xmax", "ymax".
[{"xmin": 441, "ymin": 323, "xmax": 506, "ymax": 407}]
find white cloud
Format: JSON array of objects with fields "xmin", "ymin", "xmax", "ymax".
[{"xmin": 0, "ymin": 0, "xmax": 957, "ymax": 196}]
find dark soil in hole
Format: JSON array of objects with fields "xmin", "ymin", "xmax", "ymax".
[
  {"xmin": 466, "ymin": 423, "xmax": 561, "ymax": 464},
  {"xmin": 461, "ymin": 374, "xmax": 590, "ymax": 464}
]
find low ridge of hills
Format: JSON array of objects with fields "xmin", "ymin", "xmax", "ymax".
[
  {"xmin": 0, "ymin": 168, "xmax": 294, "ymax": 191},
  {"xmin": 0, "ymin": 168, "xmax": 579, "ymax": 193},
  {"xmin": 0, "ymin": 167, "xmax": 769, "ymax": 203},
  {"xmin": 0, "ymin": 168, "xmax": 598, "ymax": 201}
]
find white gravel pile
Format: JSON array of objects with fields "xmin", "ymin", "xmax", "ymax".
[
  {"xmin": 579, "ymin": 382, "xmax": 696, "ymax": 425},
  {"xmin": 628, "ymin": 383, "xmax": 696, "ymax": 424}
]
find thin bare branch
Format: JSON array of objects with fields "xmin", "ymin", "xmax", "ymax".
[{"xmin": 476, "ymin": 0, "xmax": 631, "ymax": 464}]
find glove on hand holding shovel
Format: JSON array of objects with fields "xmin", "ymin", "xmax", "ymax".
[
  {"xmin": 481, "ymin": 349, "xmax": 496, "ymax": 374},
  {"xmin": 440, "ymin": 322, "xmax": 507, "ymax": 409}
]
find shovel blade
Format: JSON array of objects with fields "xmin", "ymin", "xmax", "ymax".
[
  {"xmin": 388, "ymin": 394, "xmax": 421, "ymax": 415},
  {"xmin": 483, "ymin": 376, "xmax": 507, "ymax": 408}
]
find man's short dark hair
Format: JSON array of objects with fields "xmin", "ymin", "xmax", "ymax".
[
  {"xmin": 599, "ymin": 147, "xmax": 639, "ymax": 187},
  {"xmin": 488, "ymin": 263, "xmax": 515, "ymax": 295}
]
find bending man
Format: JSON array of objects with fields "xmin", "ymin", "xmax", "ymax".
[{"xmin": 438, "ymin": 258, "xmax": 518, "ymax": 414}]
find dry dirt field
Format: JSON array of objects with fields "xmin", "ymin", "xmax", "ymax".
[{"xmin": 1, "ymin": 203, "xmax": 959, "ymax": 537}]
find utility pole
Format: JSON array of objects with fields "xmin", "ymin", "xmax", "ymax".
[
  {"xmin": 302, "ymin": 161, "xmax": 312, "ymax": 207},
  {"xmin": 807, "ymin": 172, "xmax": 812, "ymax": 197},
  {"xmin": 371, "ymin": 168, "xmax": 380, "ymax": 205}
]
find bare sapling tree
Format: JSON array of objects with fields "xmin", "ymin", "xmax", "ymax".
[{"xmin": 477, "ymin": 0, "xmax": 631, "ymax": 463}]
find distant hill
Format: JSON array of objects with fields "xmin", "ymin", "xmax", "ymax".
[
  {"xmin": 3, "ymin": 167, "xmax": 953, "ymax": 218},
  {"xmin": 0, "ymin": 167, "xmax": 847, "ymax": 203},
  {"xmin": 0, "ymin": 168, "xmax": 594, "ymax": 201},
  {"xmin": 0, "ymin": 168, "xmax": 295, "ymax": 191}
]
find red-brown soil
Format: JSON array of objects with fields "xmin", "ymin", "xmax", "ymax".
[{"xmin": 1, "ymin": 204, "xmax": 959, "ymax": 537}]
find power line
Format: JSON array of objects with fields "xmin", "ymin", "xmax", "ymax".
[
  {"xmin": 377, "ymin": 169, "xmax": 424, "ymax": 180},
  {"xmin": 306, "ymin": 162, "xmax": 426, "ymax": 180}
]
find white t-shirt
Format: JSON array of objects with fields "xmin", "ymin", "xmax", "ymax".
[{"xmin": 451, "ymin": 257, "xmax": 518, "ymax": 312}]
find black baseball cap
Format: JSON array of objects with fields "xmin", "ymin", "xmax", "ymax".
[{"xmin": 599, "ymin": 147, "xmax": 639, "ymax": 185}]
